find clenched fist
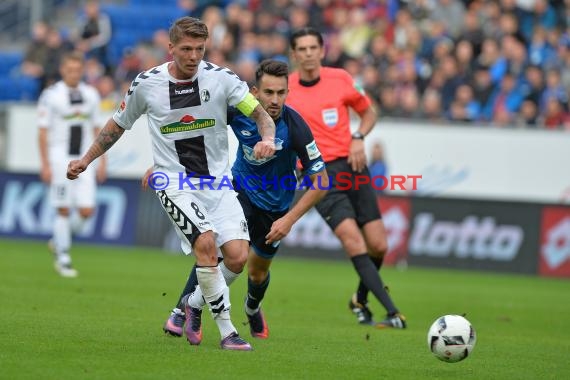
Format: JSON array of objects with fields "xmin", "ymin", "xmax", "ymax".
[
  {"xmin": 253, "ymin": 138, "xmax": 276, "ymax": 159},
  {"xmin": 67, "ymin": 159, "xmax": 88, "ymax": 180}
]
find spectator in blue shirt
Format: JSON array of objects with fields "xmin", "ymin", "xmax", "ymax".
[{"xmin": 369, "ymin": 142, "xmax": 388, "ymax": 194}]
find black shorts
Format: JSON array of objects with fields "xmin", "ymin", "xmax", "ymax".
[
  {"xmin": 316, "ymin": 158, "xmax": 382, "ymax": 231},
  {"xmin": 236, "ymin": 189, "xmax": 287, "ymax": 259}
]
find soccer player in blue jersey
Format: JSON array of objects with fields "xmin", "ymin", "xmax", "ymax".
[{"xmin": 160, "ymin": 59, "xmax": 329, "ymax": 341}]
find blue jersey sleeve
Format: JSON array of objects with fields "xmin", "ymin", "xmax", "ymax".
[
  {"xmin": 227, "ymin": 106, "xmax": 240, "ymax": 125},
  {"xmin": 284, "ymin": 106, "xmax": 325, "ymax": 175}
]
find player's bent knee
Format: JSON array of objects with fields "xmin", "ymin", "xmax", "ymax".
[
  {"xmin": 369, "ymin": 240, "xmax": 388, "ymax": 257},
  {"xmin": 78, "ymin": 208, "xmax": 94, "ymax": 219},
  {"xmin": 224, "ymin": 254, "xmax": 247, "ymax": 273},
  {"xmin": 193, "ymin": 232, "xmax": 218, "ymax": 265},
  {"xmin": 57, "ymin": 208, "xmax": 71, "ymax": 216},
  {"xmin": 221, "ymin": 240, "xmax": 248, "ymax": 272},
  {"xmin": 338, "ymin": 233, "xmax": 368, "ymax": 255},
  {"xmin": 249, "ymin": 270, "xmax": 268, "ymax": 284}
]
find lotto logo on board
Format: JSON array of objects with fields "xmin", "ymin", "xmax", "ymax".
[
  {"xmin": 378, "ymin": 197, "xmax": 411, "ymax": 266},
  {"xmin": 539, "ymin": 206, "xmax": 570, "ymax": 278}
]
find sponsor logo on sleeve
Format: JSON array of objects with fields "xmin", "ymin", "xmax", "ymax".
[
  {"xmin": 354, "ymin": 82, "xmax": 365, "ymax": 95},
  {"xmin": 305, "ymin": 140, "xmax": 321, "ymax": 160},
  {"xmin": 310, "ymin": 161, "xmax": 325, "ymax": 172}
]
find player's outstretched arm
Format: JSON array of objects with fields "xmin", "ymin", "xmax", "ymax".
[
  {"xmin": 67, "ymin": 118, "xmax": 124, "ymax": 180},
  {"xmin": 265, "ymin": 169, "xmax": 329, "ymax": 244},
  {"xmin": 93, "ymin": 127, "xmax": 107, "ymax": 184},
  {"xmin": 249, "ymin": 103, "xmax": 276, "ymax": 159}
]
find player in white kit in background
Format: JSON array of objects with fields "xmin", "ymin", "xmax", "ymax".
[
  {"xmin": 38, "ymin": 51, "xmax": 106, "ymax": 278},
  {"xmin": 66, "ymin": 17, "xmax": 276, "ymax": 350}
]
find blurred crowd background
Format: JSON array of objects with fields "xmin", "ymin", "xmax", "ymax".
[{"xmin": 0, "ymin": 0, "xmax": 569, "ymax": 129}]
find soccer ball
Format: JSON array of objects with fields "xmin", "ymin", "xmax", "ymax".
[{"xmin": 427, "ymin": 315, "xmax": 476, "ymax": 363}]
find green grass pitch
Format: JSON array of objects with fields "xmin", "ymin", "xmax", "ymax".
[{"xmin": 1, "ymin": 238, "xmax": 569, "ymax": 379}]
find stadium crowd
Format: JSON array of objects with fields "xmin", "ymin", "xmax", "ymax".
[{"xmin": 17, "ymin": 0, "xmax": 570, "ymax": 129}]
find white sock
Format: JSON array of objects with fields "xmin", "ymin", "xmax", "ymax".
[
  {"xmin": 54, "ymin": 214, "xmax": 71, "ymax": 264},
  {"xmin": 189, "ymin": 263, "xmax": 241, "ymax": 309},
  {"xmin": 196, "ymin": 266, "xmax": 236, "ymax": 339},
  {"xmin": 219, "ymin": 261, "xmax": 241, "ymax": 286},
  {"xmin": 188, "ymin": 285, "xmax": 205, "ymax": 309},
  {"xmin": 71, "ymin": 214, "xmax": 88, "ymax": 235}
]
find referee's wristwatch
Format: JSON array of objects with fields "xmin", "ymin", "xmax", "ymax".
[{"xmin": 352, "ymin": 131, "xmax": 365, "ymax": 140}]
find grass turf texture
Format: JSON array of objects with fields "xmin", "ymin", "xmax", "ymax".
[{"xmin": 0, "ymin": 238, "xmax": 569, "ymax": 380}]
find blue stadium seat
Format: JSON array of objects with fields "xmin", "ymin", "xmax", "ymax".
[
  {"xmin": 128, "ymin": 0, "xmax": 179, "ymax": 6},
  {"xmin": 101, "ymin": 4, "xmax": 185, "ymax": 65},
  {"xmin": 0, "ymin": 76, "xmax": 39, "ymax": 102},
  {"xmin": 0, "ymin": 52, "xmax": 23, "ymax": 76}
]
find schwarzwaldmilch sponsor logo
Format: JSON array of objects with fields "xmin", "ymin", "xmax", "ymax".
[
  {"xmin": 63, "ymin": 112, "xmax": 89, "ymax": 120},
  {"xmin": 160, "ymin": 115, "xmax": 215, "ymax": 134}
]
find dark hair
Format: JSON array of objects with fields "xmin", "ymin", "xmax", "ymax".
[
  {"xmin": 255, "ymin": 59, "xmax": 289, "ymax": 84},
  {"xmin": 169, "ymin": 16, "xmax": 208, "ymax": 44},
  {"xmin": 289, "ymin": 27, "xmax": 323, "ymax": 49}
]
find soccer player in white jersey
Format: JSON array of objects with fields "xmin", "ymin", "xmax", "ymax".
[
  {"xmin": 38, "ymin": 51, "xmax": 106, "ymax": 278},
  {"xmin": 67, "ymin": 17, "xmax": 276, "ymax": 351}
]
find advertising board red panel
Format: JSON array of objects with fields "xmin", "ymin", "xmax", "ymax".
[
  {"xmin": 539, "ymin": 206, "xmax": 570, "ymax": 278},
  {"xmin": 378, "ymin": 197, "xmax": 411, "ymax": 266}
]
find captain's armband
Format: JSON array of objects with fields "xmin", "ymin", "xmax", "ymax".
[{"xmin": 236, "ymin": 92, "xmax": 260, "ymax": 117}]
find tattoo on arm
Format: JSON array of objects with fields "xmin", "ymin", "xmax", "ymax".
[
  {"xmin": 250, "ymin": 104, "xmax": 276, "ymax": 139},
  {"xmin": 83, "ymin": 121, "xmax": 125, "ymax": 164}
]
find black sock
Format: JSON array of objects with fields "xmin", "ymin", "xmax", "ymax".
[
  {"xmin": 356, "ymin": 256, "xmax": 383, "ymax": 304},
  {"xmin": 176, "ymin": 264, "xmax": 198, "ymax": 310},
  {"xmin": 351, "ymin": 254, "xmax": 397, "ymax": 315},
  {"xmin": 246, "ymin": 272, "xmax": 270, "ymax": 311}
]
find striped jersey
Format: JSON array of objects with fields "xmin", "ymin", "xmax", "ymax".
[
  {"xmin": 113, "ymin": 61, "xmax": 250, "ymax": 186},
  {"xmin": 38, "ymin": 81, "xmax": 102, "ymax": 163},
  {"xmin": 287, "ymin": 67, "xmax": 371, "ymax": 162}
]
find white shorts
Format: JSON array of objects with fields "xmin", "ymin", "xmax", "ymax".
[
  {"xmin": 50, "ymin": 162, "xmax": 96, "ymax": 209},
  {"xmin": 157, "ymin": 187, "xmax": 249, "ymax": 255}
]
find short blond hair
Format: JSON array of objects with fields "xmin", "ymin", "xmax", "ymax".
[{"xmin": 61, "ymin": 50, "xmax": 85, "ymax": 66}]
